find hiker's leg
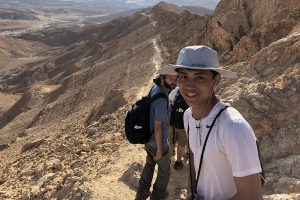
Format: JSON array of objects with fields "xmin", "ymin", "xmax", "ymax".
[
  {"xmin": 176, "ymin": 128, "xmax": 187, "ymax": 161},
  {"xmin": 185, "ymin": 144, "xmax": 189, "ymax": 154},
  {"xmin": 138, "ymin": 153, "xmax": 156, "ymax": 193},
  {"xmin": 176, "ymin": 145, "xmax": 185, "ymax": 161},
  {"xmin": 168, "ymin": 126, "xmax": 176, "ymax": 156},
  {"xmin": 152, "ymin": 150, "xmax": 170, "ymax": 196}
]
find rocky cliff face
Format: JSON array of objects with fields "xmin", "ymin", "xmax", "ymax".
[
  {"xmin": 203, "ymin": 0, "xmax": 300, "ymax": 63},
  {"xmin": 218, "ymin": 32, "xmax": 300, "ymax": 196}
]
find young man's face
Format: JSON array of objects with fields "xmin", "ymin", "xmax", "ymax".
[{"xmin": 177, "ymin": 69, "xmax": 219, "ymax": 108}]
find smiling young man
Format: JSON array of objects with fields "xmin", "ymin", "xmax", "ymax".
[{"xmin": 164, "ymin": 46, "xmax": 263, "ymax": 200}]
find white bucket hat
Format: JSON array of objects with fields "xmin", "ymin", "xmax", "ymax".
[
  {"xmin": 160, "ymin": 45, "xmax": 237, "ymax": 78},
  {"xmin": 157, "ymin": 65, "xmax": 178, "ymax": 76}
]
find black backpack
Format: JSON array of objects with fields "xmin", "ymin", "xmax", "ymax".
[
  {"xmin": 125, "ymin": 88, "xmax": 167, "ymax": 144},
  {"xmin": 170, "ymin": 91, "xmax": 189, "ymax": 129},
  {"xmin": 256, "ymin": 140, "xmax": 266, "ymax": 186}
]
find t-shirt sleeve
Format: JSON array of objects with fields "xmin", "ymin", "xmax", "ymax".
[
  {"xmin": 220, "ymin": 119, "xmax": 262, "ymax": 177},
  {"xmin": 152, "ymin": 98, "xmax": 168, "ymax": 122},
  {"xmin": 168, "ymin": 87, "xmax": 179, "ymax": 104}
]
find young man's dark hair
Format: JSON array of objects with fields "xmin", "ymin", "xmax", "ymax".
[{"xmin": 210, "ymin": 70, "xmax": 219, "ymax": 79}]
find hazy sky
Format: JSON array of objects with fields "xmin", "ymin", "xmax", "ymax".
[{"xmin": 63, "ymin": 0, "xmax": 221, "ymax": 9}]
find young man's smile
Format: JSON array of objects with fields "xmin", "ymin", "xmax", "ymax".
[{"xmin": 177, "ymin": 68, "xmax": 219, "ymax": 109}]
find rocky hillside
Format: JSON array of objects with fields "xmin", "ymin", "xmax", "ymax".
[
  {"xmin": 202, "ymin": 0, "xmax": 300, "ymax": 63},
  {"xmin": 0, "ymin": 0, "xmax": 299, "ymax": 199},
  {"xmin": 0, "ymin": 2, "xmax": 171, "ymax": 199}
]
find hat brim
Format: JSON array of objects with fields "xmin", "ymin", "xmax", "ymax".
[
  {"xmin": 170, "ymin": 64, "xmax": 237, "ymax": 78},
  {"xmin": 157, "ymin": 65, "xmax": 178, "ymax": 75}
]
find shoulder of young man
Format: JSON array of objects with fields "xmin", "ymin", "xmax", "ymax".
[
  {"xmin": 183, "ymin": 108, "xmax": 192, "ymax": 128},
  {"xmin": 217, "ymin": 106, "xmax": 255, "ymax": 140},
  {"xmin": 151, "ymin": 85, "xmax": 168, "ymax": 97},
  {"xmin": 168, "ymin": 87, "xmax": 179, "ymax": 100},
  {"xmin": 218, "ymin": 106, "xmax": 248, "ymax": 126},
  {"xmin": 150, "ymin": 88, "xmax": 169, "ymax": 109},
  {"xmin": 183, "ymin": 107, "xmax": 192, "ymax": 117}
]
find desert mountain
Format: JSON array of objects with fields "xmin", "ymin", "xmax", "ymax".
[
  {"xmin": 112, "ymin": 0, "xmax": 220, "ymax": 10},
  {"xmin": 0, "ymin": 0, "xmax": 299, "ymax": 199},
  {"xmin": 182, "ymin": 6, "xmax": 213, "ymax": 16}
]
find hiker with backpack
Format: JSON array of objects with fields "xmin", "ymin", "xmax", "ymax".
[
  {"xmin": 164, "ymin": 46, "xmax": 264, "ymax": 200},
  {"xmin": 135, "ymin": 67, "xmax": 177, "ymax": 200},
  {"xmin": 169, "ymin": 87, "xmax": 189, "ymax": 170}
]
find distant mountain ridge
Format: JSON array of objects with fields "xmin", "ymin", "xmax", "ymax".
[
  {"xmin": 0, "ymin": 0, "xmax": 221, "ymax": 10},
  {"xmin": 125, "ymin": 0, "xmax": 220, "ymax": 9},
  {"xmin": 183, "ymin": 6, "xmax": 212, "ymax": 15}
]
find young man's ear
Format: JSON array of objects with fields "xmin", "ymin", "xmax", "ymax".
[
  {"xmin": 215, "ymin": 79, "xmax": 220, "ymax": 86},
  {"xmin": 213, "ymin": 74, "xmax": 221, "ymax": 85},
  {"xmin": 211, "ymin": 71, "xmax": 220, "ymax": 84},
  {"xmin": 213, "ymin": 74, "xmax": 221, "ymax": 86}
]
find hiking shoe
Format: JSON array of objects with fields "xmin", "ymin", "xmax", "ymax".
[
  {"xmin": 171, "ymin": 149, "xmax": 175, "ymax": 156},
  {"xmin": 135, "ymin": 190, "xmax": 151, "ymax": 200},
  {"xmin": 150, "ymin": 190, "xmax": 169, "ymax": 200},
  {"xmin": 173, "ymin": 160, "xmax": 184, "ymax": 170}
]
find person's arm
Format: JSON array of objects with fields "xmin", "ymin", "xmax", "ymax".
[
  {"xmin": 229, "ymin": 173, "xmax": 263, "ymax": 200},
  {"xmin": 152, "ymin": 95, "xmax": 169, "ymax": 160},
  {"xmin": 221, "ymin": 120, "xmax": 264, "ymax": 200},
  {"xmin": 153, "ymin": 121, "xmax": 163, "ymax": 161}
]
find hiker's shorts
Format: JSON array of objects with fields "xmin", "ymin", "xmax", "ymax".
[{"xmin": 169, "ymin": 126, "xmax": 187, "ymax": 146}]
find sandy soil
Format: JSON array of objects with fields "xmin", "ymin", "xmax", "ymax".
[{"xmin": 88, "ymin": 144, "xmax": 190, "ymax": 200}]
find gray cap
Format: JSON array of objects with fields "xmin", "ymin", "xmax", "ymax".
[{"xmin": 163, "ymin": 45, "xmax": 237, "ymax": 78}]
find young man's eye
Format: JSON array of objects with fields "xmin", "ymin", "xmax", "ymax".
[
  {"xmin": 178, "ymin": 75, "xmax": 187, "ymax": 80},
  {"xmin": 195, "ymin": 76, "xmax": 204, "ymax": 80}
]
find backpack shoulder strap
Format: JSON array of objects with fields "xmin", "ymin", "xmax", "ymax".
[
  {"xmin": 150, "ymin": 92, "xmax": 167, "ymax": 103},
  {"xmin": 195, "ymin": 105, "xmax": 229, "ymax": 185},
  {"xmin": 147, "ymin": 85, "xmax": 156, "ymax": 98},
  {"xmin": 256, "ymin": 140, "xmax": 266, "ymax": 185},
  {"xmin": 188, "ymin": 105, "xmax": 229, "ymax": 199},
  {"xmin": 148, "ymin": 85, "xmax": 168, "ymax": 103}
]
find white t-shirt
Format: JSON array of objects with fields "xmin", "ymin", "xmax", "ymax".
[
  {"xmin": 168, "ymin": 87, "xmax": 179, "ymax": 105},
  {"xmin": 184, "ymin": 101, "xmax": 262, "ymax": 200}
]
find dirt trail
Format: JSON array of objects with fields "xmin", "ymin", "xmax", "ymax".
[
  {"xmin": 88, "ymin": 11, "xmax": 189, "ymax": 200},
  {"xmin": 136, "ymin": 36, "xmax": 161, "ymax": 99},
  {"xmin": 137, "ymin": 10, "xmax": 165, "ymax": 99}
]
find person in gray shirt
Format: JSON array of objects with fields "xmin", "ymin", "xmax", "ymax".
[{"xmin": 135, "ymin": 66, "xmax": 177, "ymax": 200}]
